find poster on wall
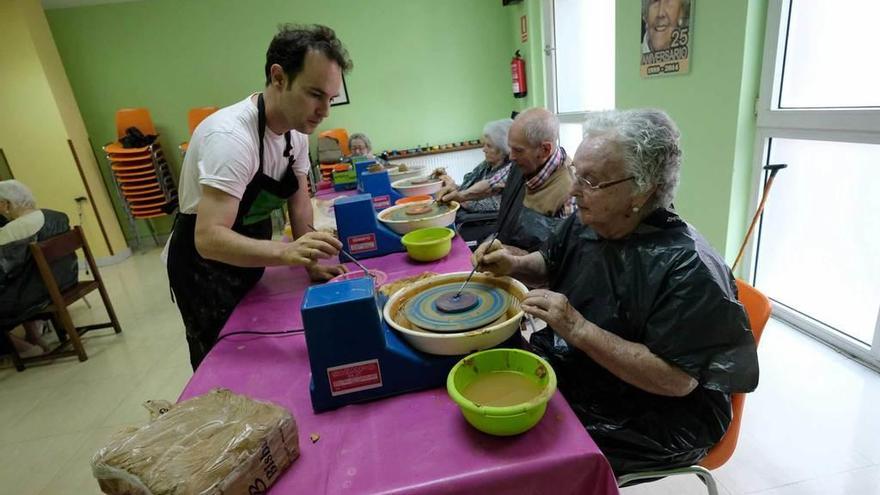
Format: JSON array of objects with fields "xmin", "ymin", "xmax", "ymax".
[
  {"xmin": 330, "ymin": 75, "xmax": 349, "ymax": 107},
  {"xmin": 640, "ymin": 0, "xmax": 694, "ymax": 78}
]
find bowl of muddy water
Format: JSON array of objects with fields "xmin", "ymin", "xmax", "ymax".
[{"xmin": 446, "ymin": 348, "xmax": 556, "ymax": 436}]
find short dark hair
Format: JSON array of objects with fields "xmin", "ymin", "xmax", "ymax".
[{"xmin": 264, "ymin": 24, "xmax": 353, "ymax": 87}]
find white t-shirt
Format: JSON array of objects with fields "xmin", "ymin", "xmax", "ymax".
[
  {"xmin": 0, "ymin": 210, "xmax": 44, "ymax": 245},
  {"xmin": 178, "ymin": 94, "xmax": 311, "ymax": 214}
]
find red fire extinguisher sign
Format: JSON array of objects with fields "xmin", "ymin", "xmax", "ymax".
[{"xmin": 511, "ymin": 50, "xmax": 527, "ymax": 99}]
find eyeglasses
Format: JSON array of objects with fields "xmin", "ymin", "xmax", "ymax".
[{"xmin": 568, "ymin": 165, "xmax": 635, "ymax": 192}]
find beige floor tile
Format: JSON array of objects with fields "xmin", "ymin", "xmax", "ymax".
[
  {"xmin": 0, "ymin": 373, "xmax": 141, "ymax": 444},
  {"xmin": 102, "ymin": 363, "xmax": 192, "ymax": 428},
  {"xmin": 0, "ymin": 431, "xmax": 87, "ymax": 495},
  {"xmin": 751, "ymin": 465, "xmax": 880, "ymax": 495},
  {"xmin": 620, "ymin": 474, "xmax": 732, "ymax": 495},
  {"xmin": 37, "ymin": 426, "xmax": 132, "ymax": 495}
]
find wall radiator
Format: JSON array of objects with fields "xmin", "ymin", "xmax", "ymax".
[{"xmin": 387, "ymin": 148, "xmax": 485, "ymax": 185}]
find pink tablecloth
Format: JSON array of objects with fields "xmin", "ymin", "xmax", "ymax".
[{"xmin": 180, "ymin": 237, "xmax": 619, "ymax": 495}]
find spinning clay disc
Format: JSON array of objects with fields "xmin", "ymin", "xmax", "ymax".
[
  {"xmin": 434, "ymin": 291, "xmax": 479, "ymax": 313},
  {"xmin": 403, "ymin": 282, "xmax": 509, "ymax": 333}
]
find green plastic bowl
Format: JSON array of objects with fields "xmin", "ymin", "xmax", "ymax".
[
  {"xmin": 400, "ymin": 227, "xmax": 455, "ymax": 262},
  {"xmin": 447, "ymin": 348, "xmax": 557, "ymax": 436}
]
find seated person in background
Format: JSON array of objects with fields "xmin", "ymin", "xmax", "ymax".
[
  {"xmin": 473, "ymin": 109, "xmax": 759, "ymax": 475},
  {"xmin": 484, "ymin": 107, "xmax": 574, "ymax": 254},
  {"xmin": 0, "ymin": 180, "xmax": 77, "ymax": 357},
  {"xmin": 437, "ymin": 118, "xmax": 513, "ymax": 217},
  {"xmin": 348, "ymin": 132, "xmax": 387, "ymax": 164}
]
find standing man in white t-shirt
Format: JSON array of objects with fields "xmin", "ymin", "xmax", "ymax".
[{"xmin": 167, "ymin": 25, "xmax": 353, "ymax": 369}]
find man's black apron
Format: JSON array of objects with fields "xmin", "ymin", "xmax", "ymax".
[{"xmin": 167, "ymin": 94, "xmax": 299, "ymax": 369}]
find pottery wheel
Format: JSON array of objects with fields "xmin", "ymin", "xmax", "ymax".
[
  {"xmin": 385, "ymin": 203, "xmax": 451, "ymax": 221},
  {"xmin": 407, "ymin": 177, "xmax": 441, "ymax": 186},
  {"xmin": 403, "ymin": 282, "xmax": 509, "ymax": 333}
]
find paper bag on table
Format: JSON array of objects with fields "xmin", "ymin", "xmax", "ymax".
[{"xmin": 91, "ymin": 388, "xmax": 299, "ymax": 495}]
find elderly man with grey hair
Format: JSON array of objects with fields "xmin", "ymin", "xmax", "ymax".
[
  {"xmin": 476, "ymin": 108, "xmax": 575, "ymax": 253},
  {"xmin": 437, "ymin": 118, "xmax": 513, "ymax": 214},
  {"xmin": 474, "ymin": 109, "xmax": 759, "ymax": 475}
]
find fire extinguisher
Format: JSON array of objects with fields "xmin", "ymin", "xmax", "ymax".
[{"xmin": 511, "ymin": 50, "xmax": 527, "ymax": 99}]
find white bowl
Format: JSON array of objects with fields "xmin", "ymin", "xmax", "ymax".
[
  {"xmin": 388, "ymin": 169, "xmax": 427, "ymax": 183},
  {"xmin": 377, "ymin": 201, "xmax": 459, "ymax": 235},
  {"xmin": 383, "ymin": 272, "xmax": 527, "ymax": 356},
  {"xmin": 391, "ymin": 176, "xmax": 444, "ymax": 197}
]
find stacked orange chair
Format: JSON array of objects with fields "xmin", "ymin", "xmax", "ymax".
[
  {"xmin": 317, "ymin": 128, "xmax": 350, "ymax": 181},
  {"xmin": 103, "ymin": 108, "xmax": 179, "ymax": 247},
  {"xmin": 179, "ymin": 106, "xmax": 218, "ymax": 156}
]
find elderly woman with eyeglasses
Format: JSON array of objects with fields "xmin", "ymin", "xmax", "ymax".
[{"xmin": 473, "ymin": 109, "xmax": 759, "ymax": 475}]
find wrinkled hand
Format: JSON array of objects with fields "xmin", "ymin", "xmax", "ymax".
[
  {"xmin": 520, "ymin": 289, "xmax": 584, "ymax": 337},
  {"xmin": 281, "ymin": 231, "xmax": 342, "ymax": 266},
  {"xmin": 438, "ymin": 174, "xmax": 455, "ymax": 187},
  {"xmin": 471, "ymin": 239, "xmax": 514, "ymax": 275},
  {"xmin": 437, "ymin": 184, "xmax": 460, "ymax": 203},
  {"xmin": 307, "ymin": 263, "xmax": 347, "ymax": 282}
]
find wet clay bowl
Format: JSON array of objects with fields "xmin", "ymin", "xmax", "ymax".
[
  {"xmin": 388, "ymin": 164, "xmax": 427, "ymax": 182},
  {"xmin": 383, "ymin": 272, "xmax": 527, "ymax": 355},
  {"xmin": 447, "ymin": 348, "xmax": 557, "ymax": 436},
  {"xmin": 400, "ymin": 227, "xmax": 455, "ymax": 262},
  {"xmin": 395, "ymin": 194, "xmax": 432, "ymax": 206},
  {"xmin": 391, "ymin": 176, "xmax": 444, "ymax": 196},
  {"xmin": 377, "ymin": 201, "xmax": 459, "ymax": 235}
]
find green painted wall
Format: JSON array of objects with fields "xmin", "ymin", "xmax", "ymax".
[
  {"xmin": 615, "ymin": 0, "xmax": 764, "ymax": 259},
  {"xmin": 726, "ymin": 0, "xmax": 768, "ymax": 272},
  {"xmin": 46, "ymin": 0, "xmax": 518, "ymax": 239},
  {"xmin": 507, "ymin": 0, "xmax": 547, "ymax": 111}
]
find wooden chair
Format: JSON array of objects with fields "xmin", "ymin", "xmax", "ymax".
[
  {"xmin": 4, "ymin": 226, "xmax": 122, "ymax": 371},
  {"xmin": 617, "ymin": 279, "xmax": 771, "ymax": 494}
]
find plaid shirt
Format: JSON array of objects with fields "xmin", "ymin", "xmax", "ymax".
[
  {"xmin": 525, "ymin": 147, "xmax": 566, "ymax": 191},
  {"xmin": 486, "ymin": 163, "xmax": 511, "ymax": 190}
]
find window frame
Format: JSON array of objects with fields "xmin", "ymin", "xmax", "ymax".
[{"xmin": 747, "ymin": 0, "xmax": 880, "ymax": 370}]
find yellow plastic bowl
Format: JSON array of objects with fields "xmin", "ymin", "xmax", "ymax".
[
  {"xmin": 400, "ymin": 227, "xmax": 455, "ymax": 262},
  {"xmin": 447, "ymin": 348, "xmax": 557, "ymax": 436}
]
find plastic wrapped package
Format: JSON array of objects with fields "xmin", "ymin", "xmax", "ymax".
[{"xmin": 92, "ymin": 389, "xmax": 299, "ymax": 495}]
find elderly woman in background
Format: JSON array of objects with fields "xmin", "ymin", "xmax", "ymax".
[
  {"xmin": 437, "ymin": 118, "xmax": 513, "ymax": 215},
  {"xmin": 474, "ymin": 109, "xmax": 759, "ymax": 475},
  {"xmin": 348, "ymin": 132, "xmax": 390, "ymax": 166},
  {"xmin": 348, "ymin": 132, "xmax": 374, "ymax": 158},
  {"xmin": 0, "ymin": 180, "xmax": 77, "ymax": 358}
]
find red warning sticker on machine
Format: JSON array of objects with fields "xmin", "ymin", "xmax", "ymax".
[
  {"xmin": 372, "ymin": 195, "xmax": 391, "ymax": 210},
  {"xmin": 347, "ymin": 233, "xmax": 377, "ymax": 254},
  {"xmin": 327, "ymin": 359, "xmax": 382, "ymax": 396}
]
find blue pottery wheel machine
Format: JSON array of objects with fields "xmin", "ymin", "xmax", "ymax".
[{"xmin": 302, "ymin": 277, "xmax": 464, "ymax": 412}]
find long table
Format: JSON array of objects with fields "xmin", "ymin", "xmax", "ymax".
[{"xmin": 179, "ymin": 236, "xmax": 619, "ymax": 494}]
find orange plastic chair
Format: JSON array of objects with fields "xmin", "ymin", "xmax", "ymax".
[
  {"xmin": 187, "ymin": 106, "xmax": 218, "ymax": 135},
  {"xmin": 319, "ymin": 128, "xmax": 351, "ymax": 156},
  {"xmin": 180, "ymin": 106, "xmax": 218, "ymax": 154},
  {"xmin": 617, "ymin": 279, "xmax": 771, "ymax": 494},
  {"xmin": 115, "ymin": 108, "xmax": 157, "ymax": 139}
]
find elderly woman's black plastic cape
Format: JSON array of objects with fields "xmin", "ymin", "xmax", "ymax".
[{"xmin": 528, "ymin": 209, "xmax": 759, "ymax": 475}]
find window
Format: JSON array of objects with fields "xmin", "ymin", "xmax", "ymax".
[
  {"xmin": 548, "ymin": 0, "xmax": 615, "ymax": 113},
  {"xmin": 750, "ymin": 0, "xmax": 880, "ymax": 368}
]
